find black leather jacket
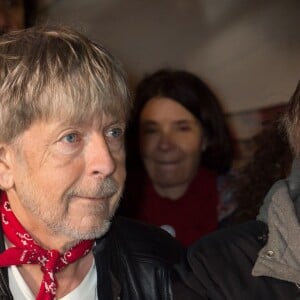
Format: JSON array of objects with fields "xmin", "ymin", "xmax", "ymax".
[{"xmin": 0, "ymin": 216, "xmax": 183, "ymax": 300}]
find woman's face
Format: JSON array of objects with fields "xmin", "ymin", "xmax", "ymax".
[{"xmin": 139, "ymin": 97, "xmax": 206, "ymax": 191}]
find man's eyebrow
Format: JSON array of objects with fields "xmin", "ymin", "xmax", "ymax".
[
  {"xmin": 106, "ymin": 117, "xmax": 126, "ymax": 124},
  {"xmin": 101, "ymin": 119, "xmax": 127, "ymax": 131}
]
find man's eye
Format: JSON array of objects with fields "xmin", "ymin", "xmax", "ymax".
[
  {"xmin": 106, "ymin": 128, "xmax": 123, "ymax": 138},
  {"xmin": 62, "ymin": 133, "xmax": 80, "ymax": 143}
]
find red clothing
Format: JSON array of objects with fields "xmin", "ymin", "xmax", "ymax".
[{"xmin": 136, "ymin": 167, "xmax": 219, "ymax": 247}]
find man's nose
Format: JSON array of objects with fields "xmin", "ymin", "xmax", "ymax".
[{"xmin": 86, "ymin": 133, "xmax": 116, "ymax": 178}]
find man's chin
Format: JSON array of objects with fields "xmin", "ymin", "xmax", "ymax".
[
  {"xmin": 83, "ymin": 219, "xmax": 112, "ymax": 240},
  {"xmin": 62, "ymin": 218, "xmax": 112, "ymax": 242},
  {"xmin": 67, "ymin": 197, "xmax": 120, "ymax": 241}
]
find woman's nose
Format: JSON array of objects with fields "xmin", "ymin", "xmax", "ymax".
[{"xmin": 157, "ymin": 131, "xmax": 175, "ymax": 151}]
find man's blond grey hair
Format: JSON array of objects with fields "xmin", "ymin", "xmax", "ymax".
[{"xmin": 0, "ymin": 25, "xmax": 131, "ymax": 143}]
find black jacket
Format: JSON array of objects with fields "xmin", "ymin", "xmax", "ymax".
[
  {"xmin": 178, "ymin": 221, "xmax": 300, "ymax": 299},
  {"xmin": 0, "ymin": 216, "xmax": 183, "ymax": 300}
]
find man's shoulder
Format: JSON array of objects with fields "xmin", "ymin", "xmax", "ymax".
[
  {"xmin": 180, "ymin": 221, "xmax": 297, "ymax": 299},
  {"xmin": 93, "ymin": 217, "xmax": 183, "ymax": 299},
  {"xmin": 112, "ymin": 216, "xmax": 183, "ymax": 265},
  {"xmin": 186, "ymin": 221, "xmax": 268, "ymax": 292},
  {"xmin": 189, "ymin": 220, "xmax": 267, "ymax": 263}
]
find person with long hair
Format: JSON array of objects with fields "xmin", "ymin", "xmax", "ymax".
[{"xmin": 121, "ymin": 69, "xmax": 233, "ymax": 246}]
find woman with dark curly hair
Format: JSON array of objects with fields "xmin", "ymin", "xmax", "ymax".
[
  {"xmin": 231, "ymin": 120, "xmax": 292, "ymax": 223},
  {"xmin": 120, "ymin": 69, "xmax": 234, "ymax": 246}
]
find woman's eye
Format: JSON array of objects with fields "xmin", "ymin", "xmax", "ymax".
[
  {"xmin": 62, "ymin": 133, "xmax": 80, "ymax": 143},
  {"xmin": 178, "ymin": 125, "xmax": 191, "ymax": 131},
  {"xmin": 141, "ymin": 126, "xmax": 158, "ymax": 135}
]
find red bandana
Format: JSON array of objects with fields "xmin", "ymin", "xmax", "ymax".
[{"xmin": 0, "ymin": 193, "xmax": 94, "ymax": 300}]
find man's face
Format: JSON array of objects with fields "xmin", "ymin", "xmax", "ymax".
[
  {"xmin": 139, "ymin": 97, "xmax": 205, "ymax": 191},
  {"xmin": 6, "ymin": 115, "xmax": 126, "ymax": 242},
  {"xmin": 0, "ymin": 0, "xmax": 25, "ymax": 34}
]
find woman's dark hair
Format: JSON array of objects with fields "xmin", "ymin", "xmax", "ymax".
[
  {"xmin": 24, "ymin": 0, "xmax": 38, "ymax": 28},
  {"xmin": 127, "ymin": 69, "xmax": 233, "ymax": 174},
  {"xmin": 231, "ymin": 121, "xmax": 293, "ymax": 223}
]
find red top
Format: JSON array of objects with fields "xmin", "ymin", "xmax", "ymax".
[{"xmin": 136, "ymin": 167, "xmax": 219, "ymax": 247}]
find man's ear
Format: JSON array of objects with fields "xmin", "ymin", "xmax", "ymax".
[{"xmin": 0, "ymin": 144, "xmax": 15, "ymax": 190}]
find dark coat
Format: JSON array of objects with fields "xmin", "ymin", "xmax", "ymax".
[
  {"xmin": 0, "ymin": 216, "xmax": 183, "ymax": 300},
  {"xmin": 178, "ymin": 221, "xmax": 300, "ymax": 299}
]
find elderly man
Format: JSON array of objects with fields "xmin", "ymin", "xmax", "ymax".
[
  {"xmin": 0, "ymin": 26, "xmax": 182, "ymax": 300},
  {"xmin": 176, "ymin": 84, "xmax": 300, "ymax": 299}
]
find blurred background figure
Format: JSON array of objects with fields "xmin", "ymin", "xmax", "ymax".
[
  {"xmin": 230, "ymin": 120, "xmax": 293, "ymax": 223},
  {"xmin": 0, "ymin": 0, "xmax": 24, "ymax": 33},
  {"xmin": 120, "ymin": 69, "xmax": 234, "ymax": 247},
  {"xmin": 0, "ymin": 0, "xmax": 39, "ymax": 34}
]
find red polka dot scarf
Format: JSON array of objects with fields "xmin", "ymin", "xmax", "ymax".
[{"xmin": 0, "ymin": 192, "xmax": 94, "ymax": 300}]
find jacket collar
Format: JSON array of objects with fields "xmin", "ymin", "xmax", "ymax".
[
  {"xmin": 253, "ymin": 179, "xmax": 300, "ymax": 284},
  {"xmin": 93, "ymin": 226, "xmax": 122, "ymax": 300}
]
